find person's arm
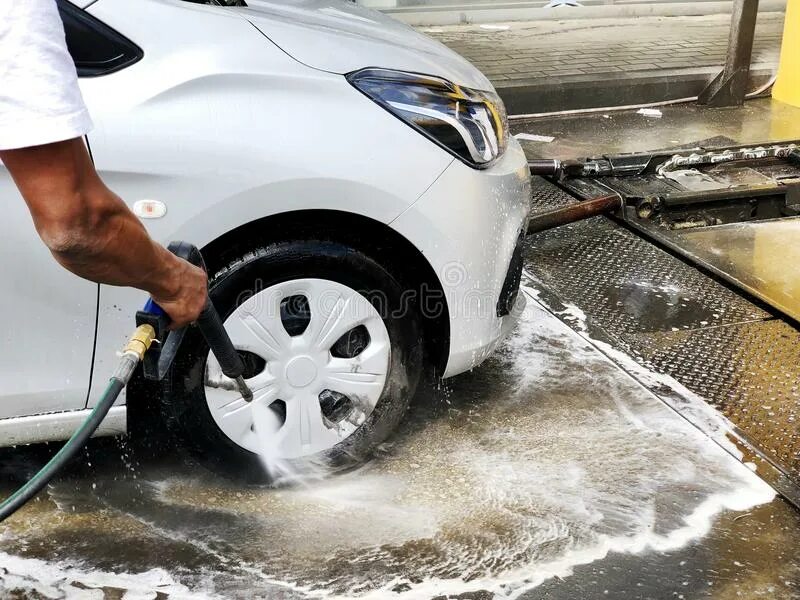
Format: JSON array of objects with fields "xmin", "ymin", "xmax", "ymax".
[{"xmin": 1, "ymin": 138, "xmax": 207, "ymax": 328}]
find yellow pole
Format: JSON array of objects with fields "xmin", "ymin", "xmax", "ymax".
[{"xmin": 773, "ymin": 0, "xmax": 800, "ymax": 107}]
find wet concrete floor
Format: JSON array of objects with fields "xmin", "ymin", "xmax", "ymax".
[
  {"xmin": 1, "ymin": 293, "xmax": 797, "ymax": 599},
  {"xmin": 515, "ymin": 96, "xmax": 800, "ymax": 494},
  {"xmin": 510, "ymin": 97, "xmax": 800, "ymax": 160}
]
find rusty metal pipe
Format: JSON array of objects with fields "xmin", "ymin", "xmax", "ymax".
[
  {"xmin": 526, "ymin": 194, "xmax": 621, "ymax": 235},
  {"xmin": 528, "ymin": 159, "xmax": 591, "ymax": 179},
  {"xmin": 528, "ymin": 159, "xmax": 561, "ymax": 177}
]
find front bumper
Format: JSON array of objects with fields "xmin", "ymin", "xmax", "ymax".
[{"xmin": 391, "ymin": 140, "xmax": 531, "ymax": 377}]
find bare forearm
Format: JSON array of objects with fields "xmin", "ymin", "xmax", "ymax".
[{"xmin": 52, "ymin": 209, "xmax": 183, "ymax": 298}]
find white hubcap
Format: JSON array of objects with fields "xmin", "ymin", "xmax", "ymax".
[
  {"xmin": 204, "ymin": 278, "xmax": 391, "ymax": 459},
  {"xmin": 285, "ymin": 356, "xmax": 317, "ymax": 388}
]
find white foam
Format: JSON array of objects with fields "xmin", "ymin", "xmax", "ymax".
[
  {"xmin": 0, "ymin": 552, "xmax": 217, "ymax": 600},
  {"xmin": 2, "ymin": 287, "xmax": 777, "ymax": 600},
  {"xmin": 284, "ymin": 294, "xmax": 773, "ymax": 598},
  {"xmin": 520, "ymin": 283, "xmax": 746, "ymax": 456},
  {"xmin": 318, "ymin": 293, "xmax": 776, "ymax": 599},
  {"xmin": 343, "ymin": 475, "xmax": 772, "ymax": 600}
]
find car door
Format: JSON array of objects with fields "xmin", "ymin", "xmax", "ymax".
[
  {"xmin": 0, "ymin": 166, "xmax": 98, "ymax": 419},
  {"xmin": 0, "ymin": 1, "xmax": 142, "ymax": 419},
  {"xmin": 0, "ymin": 2, "xmax": 99, "ymax": 422}
]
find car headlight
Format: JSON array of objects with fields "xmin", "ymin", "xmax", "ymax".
[{"xmin": 347, "ymin": 68, "xmax": 508, "ymax": 169}]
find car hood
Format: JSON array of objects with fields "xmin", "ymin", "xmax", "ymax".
[{"xmin": 239, "ymin": 0, "xmax": 493, "ymax": 90}]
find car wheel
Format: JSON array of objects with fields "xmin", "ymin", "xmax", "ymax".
[{"xmin": 163, "ymin": 240, "xmax": 422, "ymax": 483}]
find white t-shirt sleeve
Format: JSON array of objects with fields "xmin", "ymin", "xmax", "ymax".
[{"xmin": 0, "ymin": 0, "xmax": 93, "ymax": 151}]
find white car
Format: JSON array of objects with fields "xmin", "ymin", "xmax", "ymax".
[{"xmin": 0, "ymin": 0, "xmax": 530, "ymax": 479}]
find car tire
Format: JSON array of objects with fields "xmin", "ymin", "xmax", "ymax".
[{"xmin": 163, "ymin": 240, "xmax": 422, "ymax": 483}]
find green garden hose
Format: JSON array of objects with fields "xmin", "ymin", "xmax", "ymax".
[
  {"xmin": 0, "ymin": 242, "xmax": 253, "ymax": 525},
  {"xmin": 0, "ymin": 325, "xmax": 155, "ymax": 523}
]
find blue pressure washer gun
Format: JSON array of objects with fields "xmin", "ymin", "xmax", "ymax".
[
  {"xmin": 0, "ymin": 242, "xmax": 252, "ymax": 523},
  {"xmin": 134, "ymin": 241, "xmax": 252, "ymax": 401}
]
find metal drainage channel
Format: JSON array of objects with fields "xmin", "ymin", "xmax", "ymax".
[{"xmin": 523, "ymin": 174, "xmax": 800, "ymax": 508}]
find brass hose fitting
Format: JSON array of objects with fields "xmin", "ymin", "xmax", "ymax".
[
  {"xmin": 123, "ymin": 324, "xmax": 157, "ymax": 361},
  {"xmin": 113, "ymin": 324, "xmax": 157, "ymax": 386}
]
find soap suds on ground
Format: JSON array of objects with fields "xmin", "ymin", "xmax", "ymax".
[{"xmin": 0, "ymin": 296, "xmax": 775, "ymax": 599}]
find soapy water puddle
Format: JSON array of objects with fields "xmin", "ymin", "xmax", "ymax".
[{"xmin": 0, "ymin": 292, "xmax": 776, "ymax": 599}]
